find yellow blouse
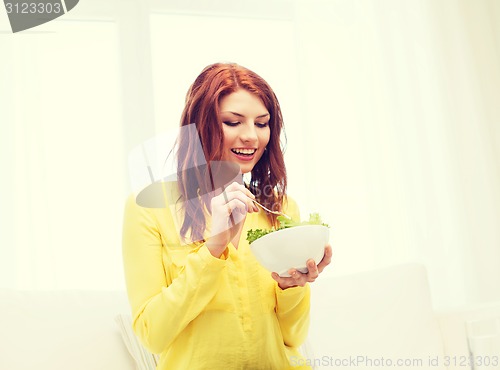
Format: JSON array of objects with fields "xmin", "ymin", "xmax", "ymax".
[{"xmin": 122, "ymin": 184, "xmax": 311, "ymax": 369}]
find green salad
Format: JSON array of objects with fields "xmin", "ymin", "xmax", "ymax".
[{"xmin": 246, "ymin": 213, "xmax": 329, "ymax": 244}]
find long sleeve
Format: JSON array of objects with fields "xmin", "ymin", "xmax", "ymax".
[
  {"xmin": 122, "ymin": 195, "xmax": 227, "ymax": 354},
  {"xmin": 274, "ymin": 195, "xmax": 311, "ymax": 348},
  {"xmin": 275, "ymin": 284, "xmax": 311, "ymax": 347}
]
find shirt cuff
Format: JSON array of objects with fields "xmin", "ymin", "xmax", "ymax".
[{"xmin": 276, "ymin": 282, "xmax": 309, "ymax": 298}]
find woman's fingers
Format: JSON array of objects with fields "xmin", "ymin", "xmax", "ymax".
[
  {"xmin": 211, "ymin": 182, "xmax": 258, "ymax": 231},
  {"xmin": 272, "ymin": 244, "xmax": 333, "ymax": 289},
  {"xmin": 306, "ymin": 259, "xmax": 319, "ymax": 281},
  {"xmin": 222, "ymin": 183, "xmax": 258, "ymax": 213},
  {"xmin": 225, "ymin": 181, "xmax": 251, "ymax": 196},
  {"xmin": 226, "ymin": 182, "xmax": 257, "ymax": 202},
  {"xmin": 225, "ymin": 198, "xmax": 247, "ymax": 215},
  {"xmin": 317, "ymin": 244, "xmax": 332, "ymax": 273},
  {"xmin": 242, "ymin": 188, "xmax": 259, "ymax": 212},
  {"xmin": 207, "ymin": 182, "xmax": 257, "ymax": 252},
  {"xmin": 271, "ymin": 273, "xmax": 300, "ymax": 289},
  {"xmin": 271, "ymin": 270, "xmax": 308, "ymax": 289}
]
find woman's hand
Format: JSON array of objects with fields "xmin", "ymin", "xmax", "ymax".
[
  {"xmin": 271, "ymin": 244, "xmax": 332, "ymax": 290},
  {"xmin": 206, "ymin": 181, "xmax": 259, "ymax": 257}
]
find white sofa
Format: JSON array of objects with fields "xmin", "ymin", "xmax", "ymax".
[
  {"xmin": 0, "ymin": 290, "xmax": 135, "ymax": 370},
  {"xmin": 308, "ymin": 264, "xmax": 500, "ymax": 370},
  {"xmin": 1, "ymin": 263, "xmax": 499, "ymax": 370}
]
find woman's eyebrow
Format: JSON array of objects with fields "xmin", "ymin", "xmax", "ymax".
[{"xmin": 222, "ymin": 111, "xmax": 270, "ymax": 118}]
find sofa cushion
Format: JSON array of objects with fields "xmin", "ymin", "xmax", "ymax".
[
  {"xmin": 436, "ymin": 302, "xmax": 500, "ymax": 370},
  {"xmin": 0, "ymin": 290, "xmax": 135, "ymax": 370},
  {"xmin": 307, "ymin": 263, "xmax": 446, "ymax": 370}
]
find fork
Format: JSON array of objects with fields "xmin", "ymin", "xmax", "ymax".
[{"xmin": 251, "ymin": 199, "xmax": 292, "ymax": 220}]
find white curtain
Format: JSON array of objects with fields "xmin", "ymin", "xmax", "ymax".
[
  {"xmin": 1, "ymin": 0, "xmax": 499, "ymax": 309},
  {"xmin": 0, "ymin": 19, "xmax": 127, "ymax": 290},
  {"xmin": 291, "ymin": 0, "xmax": 500, "ymax": 308}
]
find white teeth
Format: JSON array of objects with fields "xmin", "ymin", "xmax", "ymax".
[{"xmin": 232, "ymin": 148, "xmax": 256, "ymax": 155}]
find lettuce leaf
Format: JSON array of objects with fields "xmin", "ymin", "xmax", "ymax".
[{"xmin": 246, "ymin": 213, "xmax": 329, "ymax": 244}]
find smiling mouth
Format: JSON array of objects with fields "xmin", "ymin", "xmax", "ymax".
[{"xmin": 231, "ymin": 149, "xmax": 257, "ymax": 156}]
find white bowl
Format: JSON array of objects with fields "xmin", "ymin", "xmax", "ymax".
[{"xmin": 249, "ymin": 225, "xmax": 330, "ymax": 277}]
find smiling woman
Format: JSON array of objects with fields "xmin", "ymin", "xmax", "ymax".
[
  {"xmin": 220, "ymin": 89, "xmax": 271, "ymax": 174},
  {"xmin": 176, "ymin": 63, "xmax": 288, "ymax": 243},
  {"xmin": 122, "ymin": 62, "xmax": 332, "ymax": 369}
]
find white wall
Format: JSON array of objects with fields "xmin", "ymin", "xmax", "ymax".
[{"xmin": 0, "ymin": 0, "xmax": 499, "ymax": 309}]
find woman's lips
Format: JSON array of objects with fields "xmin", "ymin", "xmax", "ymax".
[{"xmin": 231, "ymin": 149, "xmax": 256, "ymax": 161}]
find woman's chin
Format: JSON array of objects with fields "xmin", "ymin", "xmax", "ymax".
[
  {"xmin": 234, "ymin": 164, "xmax": 251, "ymax": 174},
  {"xmin": 221, "ymin": 158, "xmax": 254, "ymax": 174}
]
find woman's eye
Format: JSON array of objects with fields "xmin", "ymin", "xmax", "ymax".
[
  {"xmin": 256, "ymin": 122, "xmax": 269, "ymax": 128},
  {"xmin": 223, "ymin": 121, "xmax": 240, "ymax": 127}
]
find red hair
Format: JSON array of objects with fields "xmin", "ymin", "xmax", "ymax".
[{"xmin": 175, "ymin": 63, "xmax": 287, "ymax": 243}]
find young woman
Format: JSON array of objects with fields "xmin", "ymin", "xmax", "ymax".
[{"xmin": 122, "ymin": 63, "xmax": 332, "ymax": 369}]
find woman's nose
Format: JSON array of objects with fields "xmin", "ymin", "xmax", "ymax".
[{"xmin": 240, "ymin": 122, "xmax": 258, "ymax": 142}]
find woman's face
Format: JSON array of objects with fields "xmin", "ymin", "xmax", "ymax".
[{"xmin": 219, "ymin": 89, "xmax": 271, "ymax": 174}]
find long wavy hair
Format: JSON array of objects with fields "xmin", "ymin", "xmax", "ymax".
[{"xmin": 175, "ymin": 63, "xmax": 287, "ymax": 243}]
